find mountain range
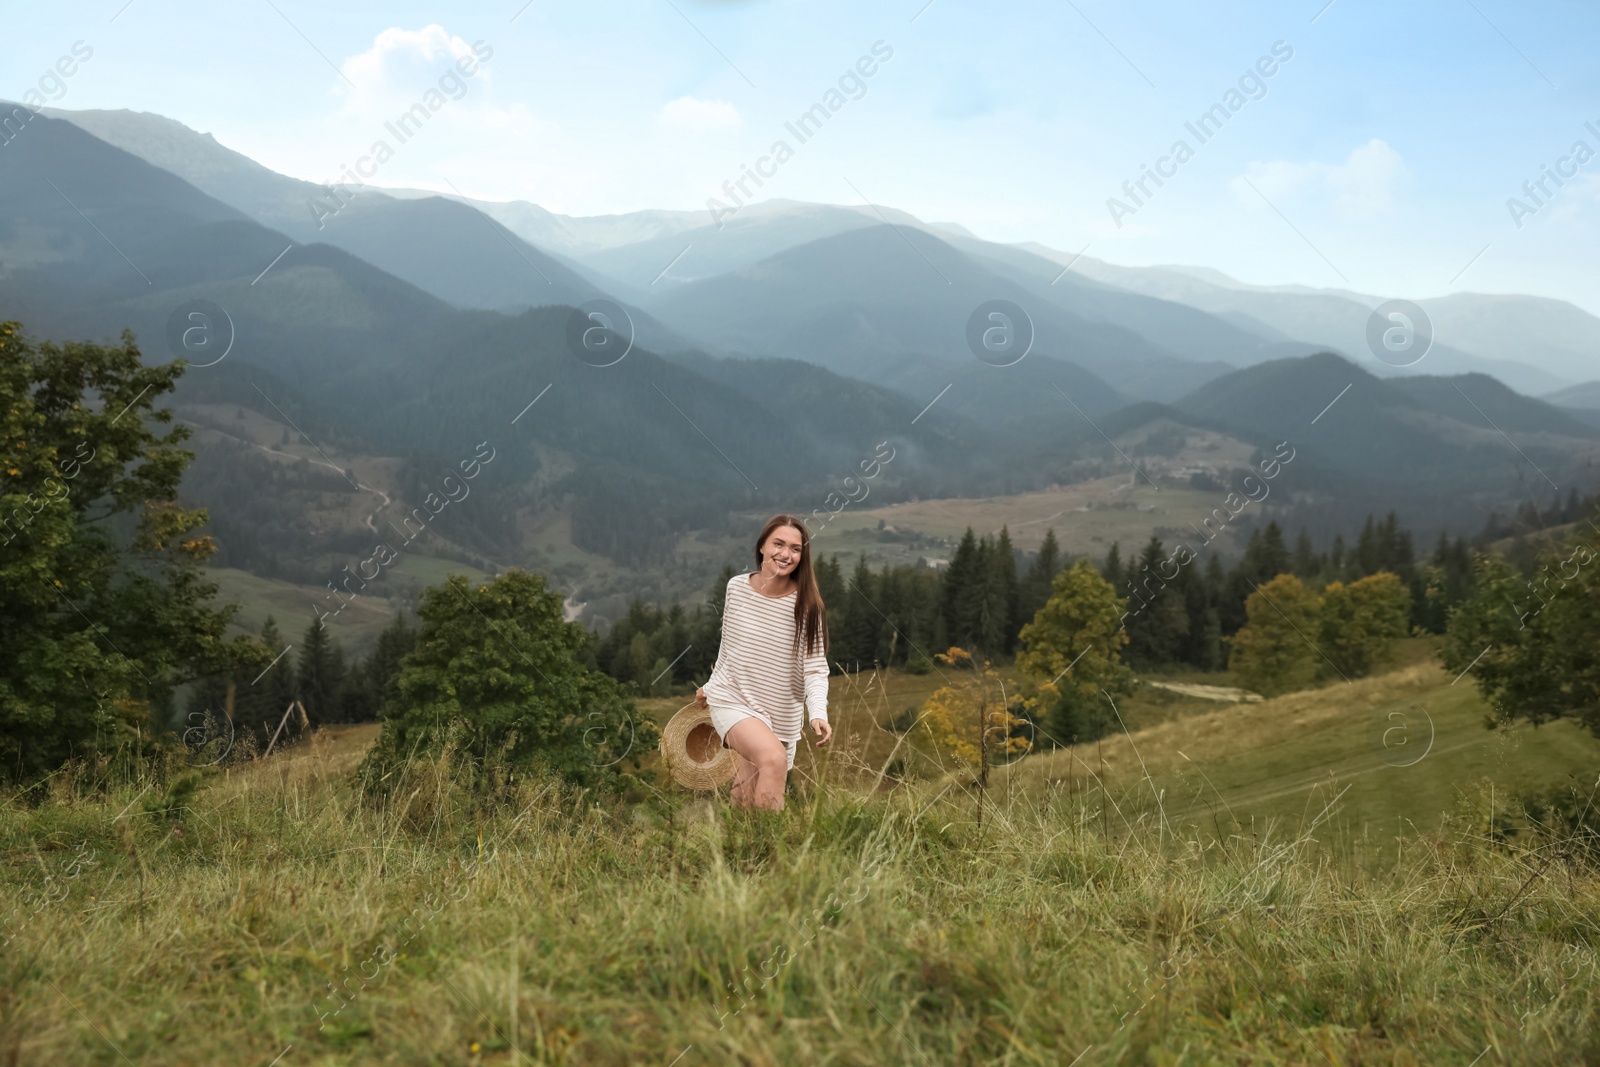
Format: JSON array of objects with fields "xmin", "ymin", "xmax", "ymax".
[
  {"xmin": 5, "ymin": 104, "xmax": 1599, "ymax": 617},
  {"xmin": 43, "ymin": 108, "xmax": 1600, "ymax": 398}
]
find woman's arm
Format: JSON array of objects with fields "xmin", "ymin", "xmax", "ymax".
[
  {"xmin": 803, "ymin": 635, "xmax": 832, "ymax": 745},
  {"xmin": 801, "ymin": 634, "xmax": 828, "ymax": 724}
]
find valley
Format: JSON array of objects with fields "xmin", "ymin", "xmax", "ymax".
[{"xmin": 4, "ymin": 106, "xmax": 1599, "ymax": 653}]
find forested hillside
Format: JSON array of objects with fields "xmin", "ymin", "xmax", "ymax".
[{"xmin": 6, "ymin": 109, "xmax": 1600, "ymax": 631}]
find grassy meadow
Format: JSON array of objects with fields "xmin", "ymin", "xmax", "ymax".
[{"xmin": 4, "ymin": 647, "xmax": 1598, "ymax": 1065}]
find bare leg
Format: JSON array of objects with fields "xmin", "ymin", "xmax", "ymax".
[
  {"xmin": 723, "ymin": 716, "xmax": 788, "ymax": 810},
  {"xmin": 729, "ymin": 751, "xmax": 761, "ymax": 807}
]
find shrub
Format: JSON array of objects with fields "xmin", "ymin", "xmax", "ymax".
[
  {"xmin": 1318, "ymin": 571, "xmax": 1411, "ymax": 679},
  {"xmin": 358, "ymin": 570, "xmax": 656, "ymax": 795},
  {"xmin": 1229, "ymin": 573, "xmax": 1321, "ymax": 697}
]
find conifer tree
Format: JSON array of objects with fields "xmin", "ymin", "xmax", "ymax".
[
  {"xmin": 1101, "ymin": 541, "xmax": 1124, "ymax": 589},
  {"xmin": 248, "ymin": 616, "xmax": 297, "ymax": 739},
  {"xmin": 1020, "ymin": 528, "xmax": 1062, "ymax": 629},
  {"xmin": 840, "ymin": 554, "xmax": 880, "ymax": 670},
  {"xmin": 1422, "ymin": 534, "xmax": 1475, "ymax": 632},
  {"xmin": 1122, "ymin": 536, "xmax": 1189, "ymax": 668},
  {"xmin": 296, "ymin": 619, "xmax": 346, "ymax": 726},
  {"xmin": 1292, "ymin": 529, "xmax": 1319, "ymax": 578},
  {"xmin": 362, "ymin": 613, "xmax": 416, "ymax": 718},
  {"xmin": 990, "ymin": 527, "xmax": 1022, "ymax": 655},
  {"xmin": 942, "ymin": 528, "xmax": 982, "ymax": 650},
  {"xmin": 1223, "ymin": 522, "xmax": 1291, "ymax": 633}
]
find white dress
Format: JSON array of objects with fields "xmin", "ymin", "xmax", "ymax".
[{"xmin": 702, "ymin": 573, "xmax": 830, "ymax": 767}]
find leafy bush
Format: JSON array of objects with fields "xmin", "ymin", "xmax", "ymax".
[
  {"xmin": 1318, "ymin": 571, "xmax": 1411, "ymax": 678},
  {"xmin": 1016, "ymin": 558, "xmax": 1134, "ymax": 742},
  {"xmin": 358, "ymin": 570, "xmax": 656, "ymax": 795},
  {"xmin": 1442, "ymin": 521, "xmax": 1600, "ymax": 737},
  {"xmin": 1229, "ymin": 573, "xmax": 1322, "ymax": 697},
  {"xmin": 916, "ymin": 648, "xmax": 1029, "ymax": 772},
  {"xmin": 1232, "ymin": 571, "xmax": 1409, "ymax": 696}
]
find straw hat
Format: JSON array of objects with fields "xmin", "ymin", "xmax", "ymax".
[{"xmin": 659, "ymin": 701, "xmax": 738, "ymax": 790}]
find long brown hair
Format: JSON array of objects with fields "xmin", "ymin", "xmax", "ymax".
[{"xmin": 753, "ymin": 514, "xmax": 828, "ymax": 659}]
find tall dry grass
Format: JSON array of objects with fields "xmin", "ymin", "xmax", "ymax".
[{"xmin": 2, "ymin": 710, "xmax": 1596, "ymax": 1065}]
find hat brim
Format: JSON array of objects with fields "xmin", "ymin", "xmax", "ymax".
[{"xmin": 659, "ymin": 703, "xmax": 739, "ymax": 790}]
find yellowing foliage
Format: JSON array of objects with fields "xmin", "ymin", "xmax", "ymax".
[{"xmin": 917, "ymin": 647, "xmax": 1030, "ymax": 772}]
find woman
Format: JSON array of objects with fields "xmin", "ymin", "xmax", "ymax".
[{"xmin": 695, "ymin": 514, "xmax": 833, "ymax": 810}]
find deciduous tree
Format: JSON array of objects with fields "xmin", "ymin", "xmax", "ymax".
[
  {"xmin": 1229, "ymin": 573, "xmax": 1320, "ymax": 697},
  {"xmin": 0, "ymin": 322, "xmax": 257, "ymax": 781},
  {"xmin": 1442, "ymin": 526, "xmax": 1600, "ymax": 737},
  {"xmin": 1016, "ymin": 559, "xmax": 1133, "ymax": 745},
  {"xmin": 1319, "ymin": 571, "xmax": 1410, "ymax": 679}
]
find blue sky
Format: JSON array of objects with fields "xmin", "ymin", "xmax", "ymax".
[{"xmin": 8, "ymin": 0, "xmax": 1600, "ymax": 313}]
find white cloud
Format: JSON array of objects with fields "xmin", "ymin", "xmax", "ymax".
[
  {"xmin": 1547, "ymin": 172, "xmax": 1600, "ymax": 224},
  {"xmin": 336, "ymin": 25, "xmax": 486, "ymax": 113},
  {"xmin": 1233, "ymin": 139, "xmax": 1404, "ymax": 219},
  {"xmin": 1234, "ymin": 158, "xmax": 1321, "ymax": 202},
  {"xmin": 657, "ymin": 96, "xmax": 741, "ymax": 134},
  {"xmin": 1326, "ymin": 139, "xmax": 1403, "ymax": 216},
  {"xmin": 263, "ymin": 24, "xmax": 577, "ymax": 202}
]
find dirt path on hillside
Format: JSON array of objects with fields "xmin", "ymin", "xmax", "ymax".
[
  {"xmin": 180, "ymin": 418, "xmax": 392, "ymax": 532},
  {"xmin": 1145, "ymin": 680, "xmax": 1263, "ymax": 703}
]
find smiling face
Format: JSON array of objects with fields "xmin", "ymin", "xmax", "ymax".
[{"xmin": 760, "ymin": 524, "xmax": 805, "ymax": 579}]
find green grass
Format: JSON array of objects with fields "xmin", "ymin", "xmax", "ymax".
[
  {"xmin": 210, "ymin": 555, "xmax": 492, "ymax": 655},
  {"xmin": 210, "ymin": 566, "xmax": 399, "ymax": 650},
  {"xmin": 5, "ymin": 654, "xmax": 1598, "ymax": 1064},
  {"xmin": 810, "ymin": 478, "xmax": 1253, "ymax": 567},
  {"xmin": 994, "ymin": 639, "xmax": 1600, "ymax": 841},
  {"xmin": 648, "ymin": 642, "xmax": 1600, "ymax": 840},
  {"xmin": 385, "ymin": 554, "xmax": 492, "ymax": 592}
]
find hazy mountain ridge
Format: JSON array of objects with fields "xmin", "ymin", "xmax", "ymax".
[
  {"xmin": 947, "ymin": 236, "xmax": 1326, "ymax": 371},
  {"xmin": 1062, "ymin": 252, "xmax": 1586, "ymax": 394},
  {"xmin": 1544, "ymin": 380, "xmax": 1600, "ymax": 411},
  {"xmin": 1172, "ymin": 354, "xmax": 1597, "ymax": 491},
  {"xmin": 7, "ymin": 106, "xmax": 1599, "ymax": 603},
  {"xmin": 643, "ymin": 224, "xmax": 1224, "ymax": 405},
  {"xmin": 0, "ymin": 113, "xmax": 1015, "ymax": 595},
  {"xmin": 39, "ymin": 106, "xmax": 686, "ymax": 345},
  {"xmin": 42, "ymin": 106, "xmax": 1599, "ymax": 398}
]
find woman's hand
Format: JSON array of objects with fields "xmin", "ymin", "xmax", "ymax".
[
  {"xmin": 810, "ymin": 718, "xmax": 832, "ymax": 746},
  {"xmin": 694, "ymin": 687, "xmax": 708, "ymax": 709}
]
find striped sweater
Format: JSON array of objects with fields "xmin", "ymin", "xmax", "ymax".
[{"xmin": 701, "ymin": 573, "xmax": 829, "ymax": 742}]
